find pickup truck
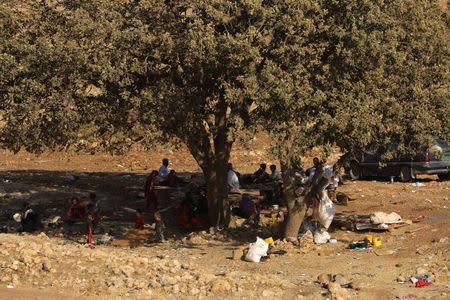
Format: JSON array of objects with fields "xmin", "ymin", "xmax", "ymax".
[{"xmin": 348, "ymin": 139, "xmax": 450, "ymax": 182}]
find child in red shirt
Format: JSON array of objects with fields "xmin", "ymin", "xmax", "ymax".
[
  {"xmin": 67, "ymin": 198, "xmax": 85, "ymax": 219},
  {"xmin": 135, "ymin": 209, "xmax": 145, "ymax": 230}
]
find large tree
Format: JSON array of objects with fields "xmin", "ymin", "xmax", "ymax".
[
  {"xmin": 257, "ymin": 0, "xmax": 450, "ymax": 238},
  {"xmin": 1, "ymin": 0, "xmax": 287, "ymax": 226}
]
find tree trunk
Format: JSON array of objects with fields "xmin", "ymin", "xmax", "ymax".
[
  {"xmin": 281, "ymin": 162, "xmax": 306, "ymax": 239},
  {"xmin": 185, "ymin": 98, "xmax": 232, "ymax": 227},
  {"xmin": 204, "ymin": 160, "xmax": 230, "ymax": 227},
  {"xmin": 186, "ymin": 125, "xmax": 232, "ymax": 227}
]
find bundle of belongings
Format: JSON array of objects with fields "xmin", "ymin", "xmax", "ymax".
[{"xmin": 333, "ymin": 211, "xmax": 403, "ymax": 231}]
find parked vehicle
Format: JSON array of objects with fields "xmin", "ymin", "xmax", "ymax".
[{"xmin": 348, "ymin": 139, "xmax": 450, "ymax": 182}]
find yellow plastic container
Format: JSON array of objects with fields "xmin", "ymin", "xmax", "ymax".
[
  {"xmin": 271, "ymin": 214, "xmax": 277, "ymax": 227},
  {"xmin": 264, "ymin": 237, "xmax": 274, "ymax": 245},
  {"xmin": 373, "ymin": 237, "xmax": 382, "ymax": 247}
]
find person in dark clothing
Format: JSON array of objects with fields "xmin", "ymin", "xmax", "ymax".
[
  {"xmin": 251, "ymin": 163, "xmax": 269, "ymax": 183},
  {"xmin": 163, "ymin": 169, "xmax": 181, "ymax": 187},
  {"xmin": 18, "ymin": 203, "xmax": 41, "ymax": 233},
  {"xmin": 232, "ymin": 194, "xmax": 259, "ymax": 224}
]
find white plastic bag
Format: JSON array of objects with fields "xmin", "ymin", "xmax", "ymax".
[
  {"xmin": 313, "ymin": 230, "xmax": 331, "ymax": 244},
  {"xmin": 245, "ymin": 237, "xmax": 269, "ymax": 263},
  {"xmin": 317, "ymin": 192, "xmax": 336, "ymax": 229}
]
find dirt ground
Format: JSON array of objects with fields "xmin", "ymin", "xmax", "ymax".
[{"xmin": 0, "ymin": 147, "xmax": 449, "ymax": 299}]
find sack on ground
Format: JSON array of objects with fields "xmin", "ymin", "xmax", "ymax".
[
  {"xmin": 314, "ymin": 230, "xmax": 331, "ymax": 244},
  {"xmin": 245, "ymin": 237, "xmax": 269, "ymax": 263},
  {"xmin": 317, "ymin": 192, "xmax": 336, "ymax": 229}
]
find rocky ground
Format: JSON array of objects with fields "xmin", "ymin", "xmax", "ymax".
[{"xmin": 0, "ymin": 147, "xmax": 449, "ymax": 299}]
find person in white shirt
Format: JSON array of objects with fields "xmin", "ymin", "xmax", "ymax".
[
  {"xmin": 227, "ymin": 163, "xmax": 240, "ymax": 190},
  {"xmin": 158, "ymin": 158, "xmax": 170, "ymax": 181},
  {"xmin": 269, "ymin": 164, "xmax": 283, "ymax": 182}
]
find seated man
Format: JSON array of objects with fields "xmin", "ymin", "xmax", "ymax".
[
  {"xmin": 269, "ymin": 164, "xmax": 283, "ymax": 182},
  {"xmin": 190, "ymin": 191, "xmax": 209, "ymax": 228},
  {"xmin": 242, "ymin": 163, "xmax": 269, "ymax": 184},
  {"xmin": 163, "ymin": 169, "xmax": 181, "ymax": 187},
  {"xmin": 227, "ymin": 163, "xmax": 240, "ymax": 191},
  {"xmin": 158, "ymin": 158, "xmax": 170, "ymax": 182},
  {"xmin": 252, "ymin": 163, "xmax": 270, "ymax": 183},
  {"xmin": 305, "ymin": 157, "xmax": 321, "ymax": 181}
]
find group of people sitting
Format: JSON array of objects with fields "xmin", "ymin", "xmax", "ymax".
[
  {"xmin": 227, "ymin": 163, "xmax": 283, "ymax": 190},
  {"xmin": 12, "ymin": 156, "xmax": 341, "ymax": 246},
  {"xmin": 178, "ymin": 175, "xmax": 209, "ymax": 230},
  {"xmin": 143, "ymin": 159, "xmax": 209, "ymax": 232},
  {"xmin": 13, "ymin": 192, "xmax": 101, "ymax": 246}
]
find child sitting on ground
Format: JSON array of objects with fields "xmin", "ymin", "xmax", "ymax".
[
  {"xmin": 135, "ymin": 209, "xmax": 145, "ymax": 230},
  {"xmin": 67, "ymin": 198, "xmax": 85, "ymax": 225},
  {"xmin": 18, "ymin": 203, "xmax": 41, "ymax": 233}
]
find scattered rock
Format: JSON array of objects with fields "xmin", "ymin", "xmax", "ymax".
[
  {"xmin": 262, "ymin": 289, "xmax": 275, "ymax": 297},
  {"xmin": 42, "ymin": 261, "xmax": 53, "ymax": 273},
  {"xmin": 210, "ymin": 279, "xmax": 232, "ymax": 294},
  {"xmin": 190, "ymin": 287, "xmax": 200, "ymax": 295},
  {"xmin": 317, "ymin": 273, "xmax": 332, "ymax": 285},
  {"xmin": 120, "ymin": 266, "xmax": 135, "ymax": 278},
  {"xmin": 333, "ymin": 274, "xmax": 350, "ymax": 286},
  {"xmin": 328, "ymin": 281, "xmax": 349, "ymax": 299},
  {"xmin": 232, "ymin": 249, "xmax": 243, "ymax": 260},
  {"xmin": 157, "ymin": 275, "xmax": 177, "ymax": 286}
]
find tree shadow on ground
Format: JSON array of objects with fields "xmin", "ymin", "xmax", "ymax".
[{"xmin": 0, "ymin": 169, "xmax": 277, "ymax": 247}]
